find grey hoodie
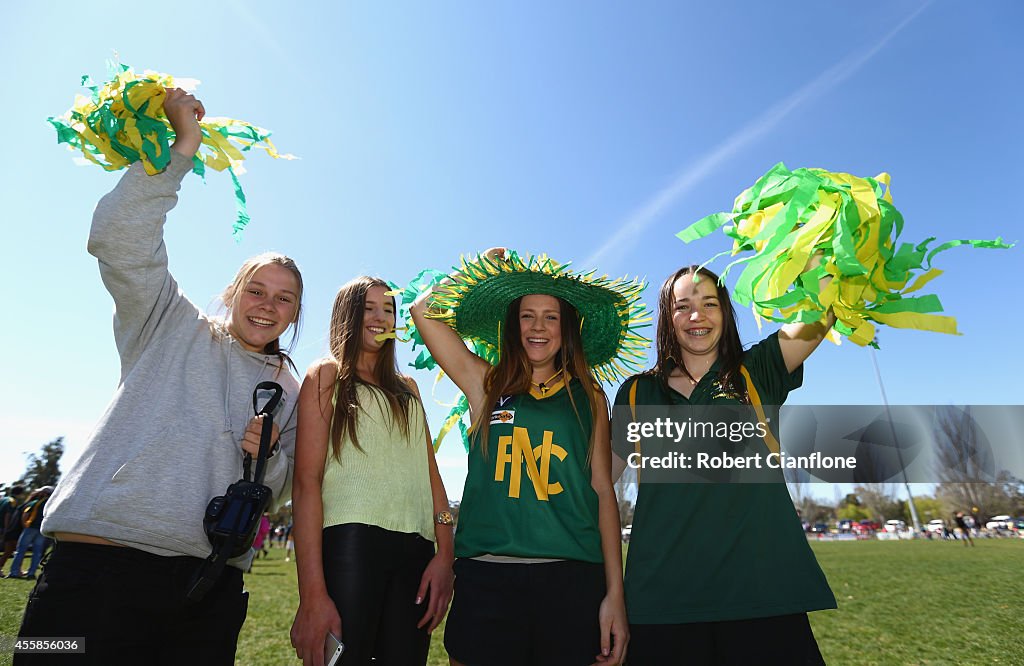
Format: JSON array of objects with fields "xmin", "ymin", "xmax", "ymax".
[{"xmin": 42, "ymin": 152, "xmax": 298, "ymax": 566}]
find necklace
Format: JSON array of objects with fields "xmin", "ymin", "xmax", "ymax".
[
  {"xmin": 676, "ymin": 363, "xmax": 711, "ymax": 386},
  {"xmin": 531, "ymin": 369, "xmax": 564, "ymax": 395}
]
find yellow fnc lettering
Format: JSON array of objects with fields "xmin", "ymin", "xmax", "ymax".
[{"xmin": 494, "ymin": 427, "xmax": 568, "ymax": 500}]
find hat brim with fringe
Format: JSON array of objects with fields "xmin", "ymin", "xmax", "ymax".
[{"xmin": 427, "ymin": 251, "xmax": 649, "ymax": 383}]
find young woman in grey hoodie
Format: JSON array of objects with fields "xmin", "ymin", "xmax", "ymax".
[{"xmin": 17, "ymin": 88, "xmax": 304, "ymax": 665}]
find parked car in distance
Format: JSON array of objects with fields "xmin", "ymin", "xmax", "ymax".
[
  {"xmin": 621, "ymin": 524, "xmax": 632, "ymax": 542},
  {"xmin": 837, "ymin": 519, "xmax": 854, "ymax": 532},
  {"xmin": 852, "ymin": 520, "xmax": 881, "ymax": 535},
  {"xmin": 926, "ymin": 519, "xmax": 946, "ymax": 534},
  {"xmin": 809, "ymin": 523, "xmax": 829, "ymax": 534},
  {"xmin": 985, "ymin": 515, "xmax": 1013, "ymax": 530},
  {"xmin": 884, "ymin": 520, "xmax": 907, "ymax": 533}
]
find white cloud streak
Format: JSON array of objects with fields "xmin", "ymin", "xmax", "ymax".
[{"xmin": 584, "ymin": 1, "xmax": 932, "ymax": 269}]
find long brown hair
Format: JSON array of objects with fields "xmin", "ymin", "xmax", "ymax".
[
  {"xmin": 328, "ymin": 276, "xmax": 419, "ymax": 460},
  {"xmin": 217, "ymin": 252, "xmax": 304, "ymax": 373},
  {"xmin": 652, "ymin": 265, "xmax": 743, "ymax": 393},
  {"xmin": 470, "ymin": 295, "xmax": 605, "ymax": 459}
]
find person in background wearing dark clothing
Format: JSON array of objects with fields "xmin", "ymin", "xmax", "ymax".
[
  {"xmin": 7, "ymin": 487, "xmax": 54, "ymax": 579},
  {"xmin": 0, "ymin": 485, "xmax": 27, "ymax": 573},
  {"xmin": 954, "ymin": 512, "xmax": 974, "ymax": 547}
]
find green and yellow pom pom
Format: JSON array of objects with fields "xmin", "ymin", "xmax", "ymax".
[
  {"xmin": 48, "ymin": 59, "xmax": 295, "ymax": 239},
  {"xmin": 677, "ymin": 163, "xmax": 1013, "ymax": 347}
]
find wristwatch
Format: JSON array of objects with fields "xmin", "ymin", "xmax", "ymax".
[{"xmin": 434, "ymin": 510, "xmax": 454, "ymax": 526}]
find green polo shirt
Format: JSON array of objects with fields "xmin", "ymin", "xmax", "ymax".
[{"xmin": 614, "ymin": 332, "xmax": 836, "ymax": 624}]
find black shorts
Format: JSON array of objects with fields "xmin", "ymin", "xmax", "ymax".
[
  {"xmin": 628, "ymin": 613, "xmax": 825, "ymax": 666},
  {"xmin": 444, "ymin": 558, "xmax": 606, "ymax": 666},
  {"xmin": 16, "ymin": 542, "xmax": 247, "ymax": 666}
]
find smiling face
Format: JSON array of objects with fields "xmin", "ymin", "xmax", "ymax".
[
  {"xmin": 360, "ymin": 285, "xmax": 396, "ymax": 353},
  {"xmin": 671, "ymin": 273, "xmax": 723, "ymax": 364},
  {"xmin": 518, "ymin": 293, "xmax": 563, "ymax": 373},
  {"xmin": 227, "ymin": 263, "xmax": 300, "ymax": 353}
]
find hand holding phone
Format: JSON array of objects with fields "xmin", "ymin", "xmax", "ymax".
[{"xmin": 325, "ymin": 632, "xmax": 345, "ymax": 666}]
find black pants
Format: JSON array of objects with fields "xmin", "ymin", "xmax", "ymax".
[
  {"xmin": 322, "ymin": 523, "xmax": 435, "ymax": 666},
  {"xmin": 15, "ymin": 542, "xmax": 247, "ymax": 666},
  {"xmin": 628, "ymin": 613, "xmax": 826, "ymax": 665}
]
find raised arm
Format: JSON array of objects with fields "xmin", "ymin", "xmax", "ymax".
[
  {"xmin": 409, "ymin": 250, "xmax": 502, "ymax": 411},
  {"xmin": 778, "ymin": 316, "xmax": 836, "ymax": 374},
  {"xmin": 87, "ymin": 89, "xmax": 207, "ymax": 379},
  {"xmin": 290, "ymin": 361, "xmax": 342, "ymax": 666},
  {"xmin": 778, "ymin": 252, "xmax": 838, "ymax": 373}
]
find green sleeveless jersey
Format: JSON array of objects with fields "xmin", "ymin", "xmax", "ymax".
[{"xmin": 455, "ymin": 378, "xmax": 603, "ymax": 563}]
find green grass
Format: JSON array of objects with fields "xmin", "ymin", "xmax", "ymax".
[
  {"xmin": 807, "ymin": 539, "xmax": 1023, "ymax": 665},
  {"xmin": 0, "ymin": 539, "xmax": 1021, "ymax": 665}
]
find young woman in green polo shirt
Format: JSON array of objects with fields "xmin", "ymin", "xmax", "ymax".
[
  {"xmin": 290, "ymin": 277, "xmax": 455, "ymax": 666},
  {"xmin": 411, "ymin": 248, "xmax": 646, "ymax": 666},
  {"xmin": 612, "ymin": 265, "xmax": 837, "ymax": 665}
]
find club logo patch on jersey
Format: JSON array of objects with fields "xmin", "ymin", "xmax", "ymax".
[
  {"xmin": 708, "ymin": 377, "xmax": 748, "ymax": 403},
  {"xmin": 490, "ymin": 409, "xmax": 515, "ymax": 425},
  {"xmin": 494, "ymin": 427, "xmax": 568, "ymax": 501}
]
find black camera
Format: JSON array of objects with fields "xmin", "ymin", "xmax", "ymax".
[
  {"xmin": 188, "ymin": 381, "xmax": 283, "ymax": 601},
  {"xmin": 203, "ymin": 479, "xmax": 273, "ymax": 559}
]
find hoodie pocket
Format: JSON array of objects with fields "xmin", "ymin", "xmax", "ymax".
[{"xmin": 91, "ymin": 429, "xmax": 230, "ymax": 548}]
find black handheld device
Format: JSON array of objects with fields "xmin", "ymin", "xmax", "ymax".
[{"xmin": 187, "ymin": 381, "xmax": 283, "ymax": 601}]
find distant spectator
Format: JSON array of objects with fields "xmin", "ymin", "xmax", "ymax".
[
  {"xmin": 7, "ymin": 487, "xmax": 54, "ymax": 579},
  {"xmin": 954, "ymin": 512, "xmax": 974, "ymax": 547},
  {"xmin": 246, "ymin": 515, "xmax": 273, "ymax": 573},
  {"xmin": 0, "ymin": 485, "xmax": 27, "ymax": 572},
  {"xmin": 284, "ymin": 525, "xmax": 295, "ymax": 563},
  {"xmin": 254, "ymin": 514, "xmax": 271, "ymax": 558}
]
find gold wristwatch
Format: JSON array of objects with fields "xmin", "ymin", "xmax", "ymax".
[{"xmin": 434, "ymin": 510, "xmax": 454, "ymax": 526}]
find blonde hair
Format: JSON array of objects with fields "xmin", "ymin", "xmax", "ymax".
[{"xmin": 213, "ymin": 252, "xmax": 304, "ymax": 369}]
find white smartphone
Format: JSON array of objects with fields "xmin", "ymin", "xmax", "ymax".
[{"xmin": 324, "ymin": 631, "xmax": 345, "ymax": 666}]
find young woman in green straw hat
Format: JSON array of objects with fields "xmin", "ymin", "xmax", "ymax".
[{"xmin": 410, "ymin": 248, "xmax": 647, "ymax": 666}]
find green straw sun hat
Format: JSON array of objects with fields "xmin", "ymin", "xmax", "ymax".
[{"xmin": 426, "ymin": 250, "xmax": 650, "ymax": 383}]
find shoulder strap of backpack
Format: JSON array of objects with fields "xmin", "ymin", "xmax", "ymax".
[
  {"xmin": 628, "ymin": 379, "xmax": 641, "ymax": 483},
  {"xmin": 739, "ymin": 364, "xmax": 780, "ymax": 455}
]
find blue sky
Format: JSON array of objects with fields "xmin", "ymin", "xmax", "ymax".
[{"xmin": 2, "ymin": 1, "xmax": 1021, "ymax": 502}]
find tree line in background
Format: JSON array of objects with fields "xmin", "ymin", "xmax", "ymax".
[
  {"xmin": 613, "ymin": 469, "xmax": 1024, "ymax": 529},
  {"xmin": 790, "ymin": 477, "xmax": 1024, "ymax": 528},
  {"xmin": 1, "ymin": 437, "xmax": 64, "ymax": 494}
]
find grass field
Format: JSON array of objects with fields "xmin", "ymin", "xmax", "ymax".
[{"xmin": 0, "ymin": 539, "xmax": 1021, "ymax": 665}]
